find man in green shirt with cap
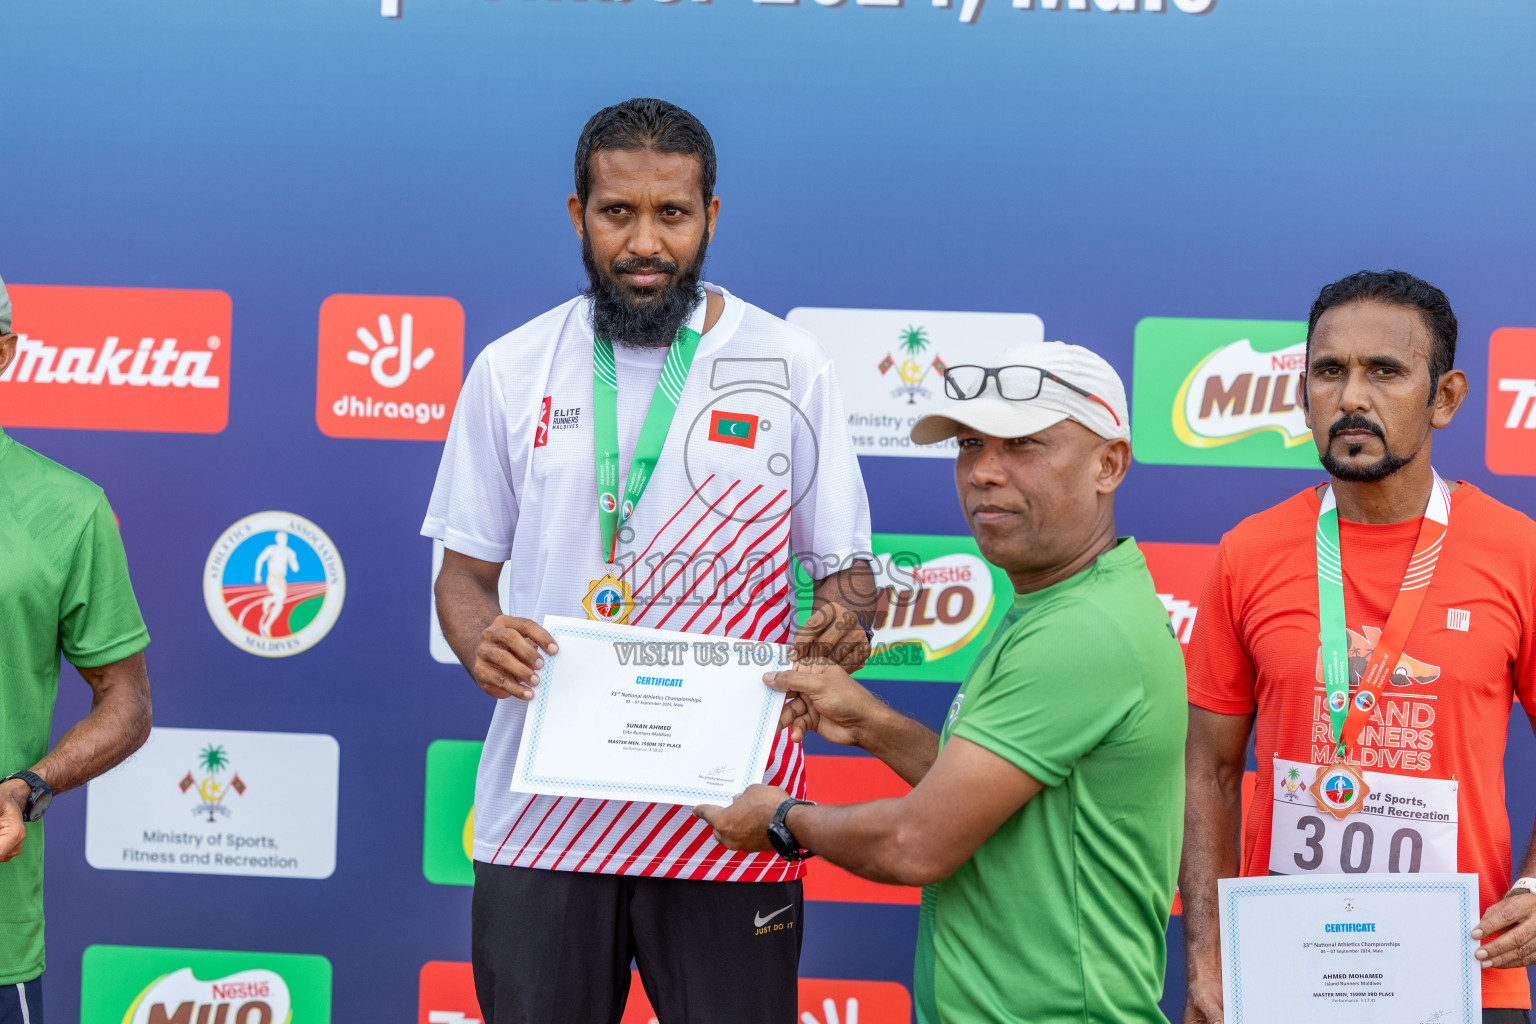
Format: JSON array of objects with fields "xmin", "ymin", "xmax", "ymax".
[
  {"xmin": 0, "ymin": 274, "xmax": 154, "ymax": 1024},
  {"xmin": 696, "ymin": 340, "xmax": 1186, "ymax": 1023}
]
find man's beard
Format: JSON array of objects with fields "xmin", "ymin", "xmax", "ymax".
[
  {"xmin": 583, "ymin": 231, "xmax": 708, "ymax": 349},
  {"xmin": 1317, "ymin": 414, "xmax": 1417, "ymax": 483}
]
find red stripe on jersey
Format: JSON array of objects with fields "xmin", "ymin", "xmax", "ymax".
[
  {"xmin": 737, "ymin": 581, "xmax": 790, "ymax": 638},
  {"xmin": 593, "ymin": 804, "xmax": 667, "ymax": 875},
  {"xmin": 524, "ymin": 798, "xmax": 584, "ymax": 870},
  {"xmin": 633, "ymin": 484, "xmax": 765, "ymax": 627},
  {"xmin": 618, "ymin": 474, "xmax": 715, "ymax": 583},
  {"xmin": 569, "ymin": 801, "xmax": 635, "ymax": 874},
  {"xmin": 675, "ymin": 495, "xmax": 787, "ymax": 632},
  {"xmin": 754, "ymin": 600, "xmax": 793, "ymax": 641},
  {"xmin": 549, "ymin": 800, "xmax": 609, "ymax": 872},
  {"xmin": 628, "ymin": 482, "xmax": 740, "ymax": 599},
  {"xmin": 492, "ymin": 794, "xmax": 543, "ymax": 864},
  {"xmin": 510, "ymin": 797, "xmax": 567, "ymax": 868},
  {"xmin": 648, "ymin": 489, "xmax": 785, "ymax": 630},
  {"xmin": 725, "ymin": 560, "xmax": 789, "ymax": 633},
  {"xmin": 611, "ymin": 805, "xmax": 689, "ymax": 875},
  {"xmin": 695, "ymin": 517, "xmax": 791, "ymax": 634}
]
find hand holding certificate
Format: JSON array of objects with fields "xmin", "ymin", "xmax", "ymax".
[
  {"xmin": 509, "ymin": 616, "xmax": 789, "ymax": 807},
  {"xmin": 1218, "ymin": 873, "xmax": 1481, "ymax": 1024}
]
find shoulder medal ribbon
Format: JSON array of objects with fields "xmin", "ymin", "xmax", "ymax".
[
  {"xmin": 1313, "ymin": 470, "xmax": 1451, "ymax": 817},
  {"xmin": 591, "ymin": 293, "xmax": 707, "ymax": 565}
]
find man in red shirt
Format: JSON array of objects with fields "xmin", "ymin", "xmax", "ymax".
[{"xmin": 1181, "ymin": 270, "xmax": 1536, "ymax": 1024}]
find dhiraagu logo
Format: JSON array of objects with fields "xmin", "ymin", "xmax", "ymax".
[
  {"xmin": 1132, "ymin": 317, "xmax": 1320, "ymax": 469},
  {"xmin": 81, "ymin": 945, "xmax": 331, "ymax": 1023},
  {"xmin": 424, "ymin": 740, "xmax": 481, "ymax": 886}
]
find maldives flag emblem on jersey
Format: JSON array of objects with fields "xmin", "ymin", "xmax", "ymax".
[{"xmin": 709, "ymin": 410, "xmax": 759, "ymax": 448}]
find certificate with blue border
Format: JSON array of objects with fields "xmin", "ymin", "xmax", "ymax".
[
  {"xmin": 508, "ymin": 615, "xmax": 788, "ymax": 806},
  {"xmin": 1218, "ymin": 872, "xmax": 1480, "ymax": 1024}
]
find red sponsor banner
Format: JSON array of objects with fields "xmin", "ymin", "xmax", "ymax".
[
  {"xmin": 315, "ymin": 293, "xmax": 464, "ymax": 441},
  {"xmin": 1487, "ymin": 328, "xmax": 1536, "ymax": 475},
  {"xmin": 804, "ymin": 754, "xmax": 919, "ymax": 905},
  {"xmin": 0, "ymin": 284, "xmax": 231, "ymax": 433},
  {"xmin": 1138, "ymin": 541, "xmax": 1219, "ymax": 659},
  {"xmin": 421, "ymin": 961, "xmax": 910, "ymax": 1024}
]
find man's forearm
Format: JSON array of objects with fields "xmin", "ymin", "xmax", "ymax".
[
  {"xmin": 31, "ymin": 653, "xmax": 151, "ymax": 796},
  {"xmin": 1180, "ymin": 767, "xmax": 1244, "ymax": 979},
  {"xmin": 858, "ymin": 705, "xmax": 941, "ymax": 788},
  {"xmin": 786, "ymin": 798, "xmax": 940, "ymax": 886},
  {"xmin": 436, "ymin": 567, "xmax": 504, "ymax": 671}
]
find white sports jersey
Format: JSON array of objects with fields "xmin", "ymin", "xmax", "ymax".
[{"xmin": 423, "ymin": 283, "xmax": 872, "ymax": 882}]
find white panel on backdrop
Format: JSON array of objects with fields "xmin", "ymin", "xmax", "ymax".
[
  {"xmin": 85, "ymin": 727, "xmax": 340, "ymax": 879},
  {"xmin": 430, "ymin": 539, "xmax": 511, "ymax": 665},
  {"xmin": 787, "ymin": 307, "xmax": 1044, "ymax": 460}
]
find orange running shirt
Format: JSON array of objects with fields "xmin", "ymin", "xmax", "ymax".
[{"xmin": 1188, "ymin": 482, "xmax": 1536, "ymax": 1009}]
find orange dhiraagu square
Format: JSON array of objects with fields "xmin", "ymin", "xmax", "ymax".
[
  {"xmin": 1138, "ymin": 541, "xmax": 1220, "ymax": 660},
  {"xmin": 1487, "ymin": 328, "xmax": 1536, "ymax": 475},
  {"xmin": 315, "ymin": 293, "xmax": 464, "ymax": 441},
  {"xmin": 0, "ymin": 284, "xmax": 231, "ymax": 433},
  {"xmin": 804, "ymin": 754, "xmax": 920, "ymax": 905}
]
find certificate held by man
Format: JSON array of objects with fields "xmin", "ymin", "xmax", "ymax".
[
  {"xmin": 1218, "ymin": 872, "xmax": 1480, "ymax": 1023},
  {"xmin": 510, "ymin": 615, "xmax": 789, "ymax": 806}
]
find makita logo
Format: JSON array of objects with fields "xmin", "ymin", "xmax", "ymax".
[
  {"xmin": 0, "ymin": 285, "xmax": 231, "ymax": 433},
  {"xmin": 1, "ymin": 335, "xmax": 220, "ymax": 388}
]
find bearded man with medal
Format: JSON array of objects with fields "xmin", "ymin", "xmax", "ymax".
[
  {"xmin": 423, "ymin": 99, "xmax": 874, "ymax": 1024},
  {"xmin": 1181, "ymin": 270, "xmax": 1536, "ymax": 1024}
]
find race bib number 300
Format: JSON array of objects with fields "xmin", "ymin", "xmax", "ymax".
[{"xmin": 1267, "ymin": 757, "xmax": 1458, "ymax": 876}]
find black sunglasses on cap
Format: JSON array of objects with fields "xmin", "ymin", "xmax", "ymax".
[{"xmin": 941, "ymin": 364, "xmax": 1121, "ymax": 426}]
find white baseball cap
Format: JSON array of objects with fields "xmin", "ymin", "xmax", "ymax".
[{"xmin": 910, "ymin": 339, "xmax": 1130, "ymax": 445}]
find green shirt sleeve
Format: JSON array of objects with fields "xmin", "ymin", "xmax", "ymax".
[
  {"xmin": 57, "ymin": 493, "xmax": 150, "ymax": 668},
  {"xmin": 950, "ymin": 606, "xmax": 1142, "ymax": 788}
]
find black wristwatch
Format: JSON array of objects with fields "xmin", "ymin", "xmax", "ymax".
[
  {"xmin": 767, "ymin": 798, "xmax": 815, "ymax": 862},
  {"xmin": 2, "ymin": 771, "xmax": 52, "ymax": 822}
]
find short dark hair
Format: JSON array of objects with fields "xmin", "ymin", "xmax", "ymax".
[
  {"xmin": 1306, "ymin": 270, "xmax": 1457, "ymax": 403},
  {"xmin": 573, "ymin": 98, "xmax": 716, "ymax": 207}
]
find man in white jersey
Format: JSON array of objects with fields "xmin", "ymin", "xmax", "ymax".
[{"xmin": 425, "ymin": 98, "xmax": 875, "ymax": 1024}]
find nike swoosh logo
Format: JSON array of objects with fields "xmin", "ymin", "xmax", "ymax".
[{"xmin": 754, "ymin": 904, "xmax": 793, "ymax": 928}]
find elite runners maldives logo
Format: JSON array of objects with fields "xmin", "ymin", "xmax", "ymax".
[
  {"xmin": 315, "ymin": 293, "xmax": 464, "ymax": 441},
  {"xmin": 0, "ymin": 284, "xmax": 231, "ymax": 433},
  {"xmin": 81, "ymin": 945, "xmax": 331, "ymax": 1024},
  {"xmin": 203, "ymin": 512, "xmax": 346, "ymax": 657},
  {"xmin": 1487, "ymin": 327, "xmax": 1536, "ymax": 475},
  {"xmin": 1132, "ymin": 317, "xmax": 1319, "ymax": 469}
]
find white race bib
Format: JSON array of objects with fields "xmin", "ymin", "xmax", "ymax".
[{"xmin": 1267, "ymin": 757, "xmax": 1458, "ymax": 876}]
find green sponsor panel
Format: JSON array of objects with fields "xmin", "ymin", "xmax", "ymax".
[
  {"xmin": 423, "ymin": 739, "xmax": 481, "ymax": 886},
  {"xmin": 795, "ymin": 532, "xmax": 1012, "ymax": 683},
  {"xmin": 1132, "ymin": 316, "xmax": 1320, "ymax": 469},
  {"xmin": 81, "ymin": 944, "xmax": 331, "ymax": 1023}
]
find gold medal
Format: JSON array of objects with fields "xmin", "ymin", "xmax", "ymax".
[
  {"xmin": 1313, "ymin": 761, "xmax": 1370, "ymax": 821},
  {"xmin": 582, "ymin": 573, "xmax": 633, "ymax": 625}
]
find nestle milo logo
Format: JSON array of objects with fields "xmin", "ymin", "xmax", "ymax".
[
  {"xmin": 81, "ymin": 945, "xmax": 331, "ymax": 1024},
  {"xmin": 1133, "ymin": 317, "xmax": 1321, "ymax": 470}
]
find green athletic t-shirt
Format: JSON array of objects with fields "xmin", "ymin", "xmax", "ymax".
[
  {"xmin": 914, "ymin": 538, "xmax": 1186, "ymax": 1024},
  {"xmin": 0, "ymin": 428, "xmax": 150, "ymax": 984}
]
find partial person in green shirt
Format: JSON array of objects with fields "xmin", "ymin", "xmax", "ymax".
[
  {"xmin": 0, "ymin": 274, "xmax": 154, "ymax": 1024},
  {"xmin": 696, "ymin": 340, "xmax": 1186, "ymax": 1024}
]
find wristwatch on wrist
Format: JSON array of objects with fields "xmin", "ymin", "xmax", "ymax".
[
  {"xmin": 1508, "ymin": 877, "xmax": 1536, "ymax": 898},
  {"xmin": 767, "ymin": 798, "xmax": 816, "ymax": 862},
  {"xmin": 2, "ymin": 771, "xmax": 53, "ymax": 822}
]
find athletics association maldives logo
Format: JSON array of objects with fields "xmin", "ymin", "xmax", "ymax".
[
  {"xmin": 1327, "ymin": 690, "xmax": 1348, "ymax": 714},
  {"xmin": 204, "ymin": 512, "xmax": 346, "ymax": 657},
  {"xmin": 582, "ymin": 573, "xmax": 633, "ymax": 625},
  {"xmin": 1314, "ymin": 762, "xmax": 1370, "ymax": 820},
  {"xmin": 599, "ymin": 492, "xmax": 618, "ymax": 514}
]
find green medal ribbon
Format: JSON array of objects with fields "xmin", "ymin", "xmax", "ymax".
[
  {"xmin": 592, "ymin": 298, "xmax": 706, "ymax": 564},
  {"xmin": 1316, "ymin": 472, "xmax": 1451, "ymax": 761}
]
